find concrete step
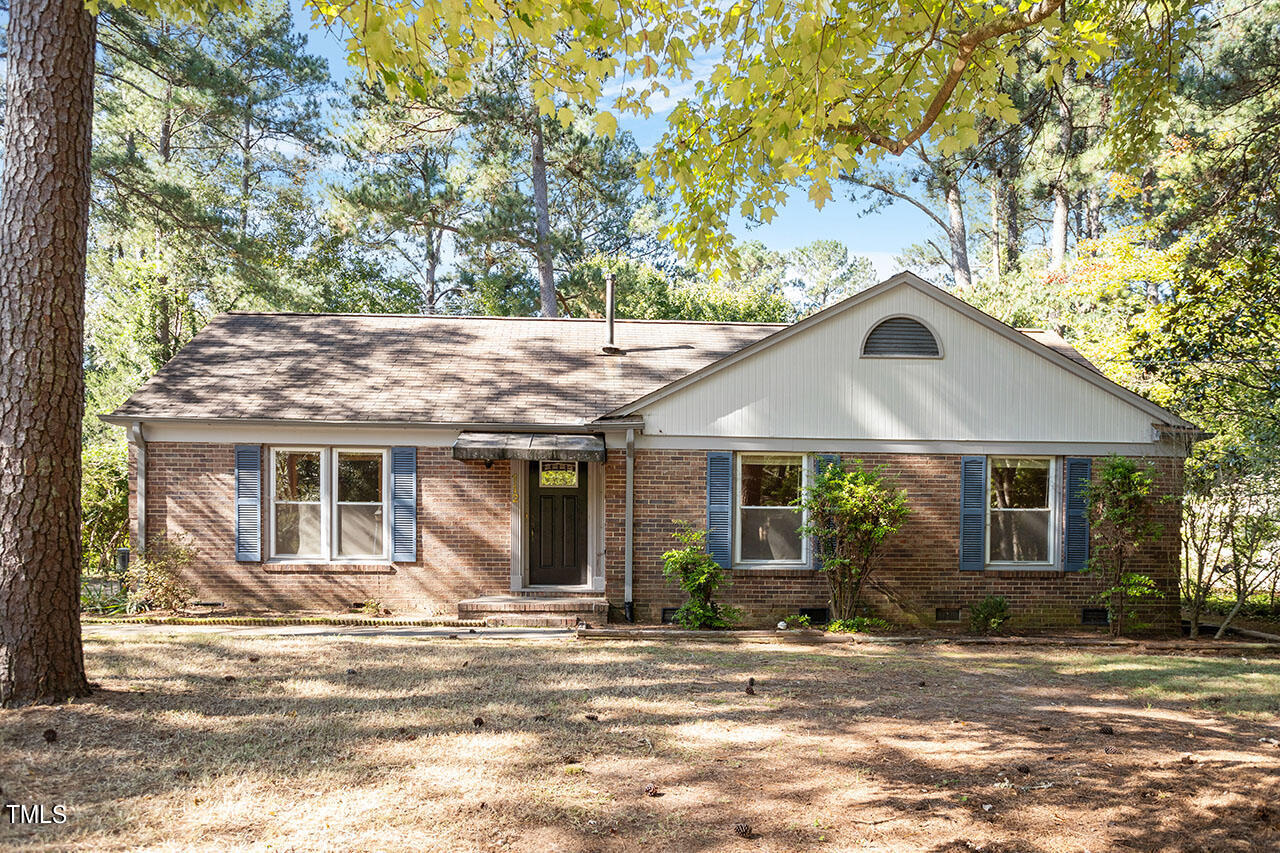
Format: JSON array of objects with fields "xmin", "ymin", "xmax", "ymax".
[{"xmin": 458, "ymin": 595, "xmax": 609, "ymax": 628}]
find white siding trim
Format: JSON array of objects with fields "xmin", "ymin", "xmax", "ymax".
[
  {"xmin": 509, "ymin": 463, "xmax": 526, "ymax": 591},
  {"xmin": 632, "ymin": 435, "xmax": 1185, "ymax": 457}
]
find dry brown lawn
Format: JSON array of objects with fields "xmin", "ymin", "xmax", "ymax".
[{"xmin": 2, "ymin": 630, "xmax": 1279, "ymax": 852}]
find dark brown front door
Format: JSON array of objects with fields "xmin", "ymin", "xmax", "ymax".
[{"xmin": 528, "ymin": 461, "xmax": 588, "ymax": 586}]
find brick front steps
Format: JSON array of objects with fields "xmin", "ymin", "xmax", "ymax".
[{"xmin": 458, "ymin": 595, "xmax": 609, "ymax": 628}]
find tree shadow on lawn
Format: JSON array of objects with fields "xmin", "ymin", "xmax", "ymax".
[{"xmin": 0, "ymin": 636, "xmax": 1277, "ymax": 852}]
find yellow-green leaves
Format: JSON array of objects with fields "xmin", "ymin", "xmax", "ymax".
[
  {"xmin": 118, "ymin": 0, "xmax": 1187, "ymax": 270},
  {"xmin": 593, "ymin": 110, "xmax": 617, "ymax": 138}
]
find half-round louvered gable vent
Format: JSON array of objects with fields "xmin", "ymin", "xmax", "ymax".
[{"xmin": 861, "ymin": 316, "xmax": 940, "ymax": 357}]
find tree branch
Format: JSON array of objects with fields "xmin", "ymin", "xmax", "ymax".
[{"xmin": 838, "ymin": 0, "xmax": 1066, "ymax": 155}]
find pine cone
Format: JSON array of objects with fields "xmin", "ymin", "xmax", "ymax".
[
  {"xmin": 473, "ymin": 716, "xmax": 484, "ymax": 728},
  {"xmin": 745, "ymin": 685, "xmax": 755, "ymax": 695},
  {"xmin": 644, "ymin": 783, "xmax": 660, "ymax": 797},
  {"xmin": 732, "ymin": 822, "xmax": 752, "ymax": 838}
]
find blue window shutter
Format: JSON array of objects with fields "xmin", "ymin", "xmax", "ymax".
[
  {"xmin": 705, "ymin": 452, "xmax": 732, "ymax": 569},
  {"xmin": 234, "ymin": 445, "xmax": 261, "ymax": 562},
  {"xmin": 1063, "ymin": 457, "xmax": 1092, "ymax": 572},
  {"xmin": 811, "ymin": 454, "xmax": 840, "ymax": 570},
  {"xmin": 959, "ymin": 455, "xmax": 986, "ymax": 571},
  {"xmin": 390, "ymin": 446, "xmax": 417, "ymax": 563}
]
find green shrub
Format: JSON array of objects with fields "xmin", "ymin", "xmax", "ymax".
[
  {"xmin": 827, "ymin": 616, "xmax": 890, "ymax": 634},
  {"xmin": 81, "ymin": 579, "xmax": 128, "ymax": 615},
  {"xmin": 969, "ymin": 595, "xmax": 1011, "ymax": 634},
  {"xmin": 779, "ymin": 613, "xmax": 812, "ymax": 629},
  {"xmin": 661, "ymin": 521, "xmax": 741, "ymax": 629},
  {"xmin": 799, "ymin": 459, "xmax": 910, "ymax": 620},
  {"xmin": 1086, "ymin": 456, "xmax": 1165, "ymax": 636},
  {"xmin": 82, "ymin": 443, "xmax": 130, "ymax": 576},
  {"xmin": 125, "ymin": 535, "xmax": 197, "ymax": 613}
]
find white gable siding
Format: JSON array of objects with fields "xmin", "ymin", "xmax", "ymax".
[{"xmin": 637, "ymin": 286, "xmax": 1158, "ymax": 444}]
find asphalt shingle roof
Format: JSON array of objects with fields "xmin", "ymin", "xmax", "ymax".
[{"xmin": 109, "ymin": 313, "xmax": 786, "ymax": 426}]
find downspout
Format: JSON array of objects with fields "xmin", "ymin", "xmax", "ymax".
[
  {"xmin": 624, "ymin": 427, "xmax": 635, "ymax": 622},
  {"xmin": 129, "ymin": 421, "xmax": 146, "ymax": 554}
]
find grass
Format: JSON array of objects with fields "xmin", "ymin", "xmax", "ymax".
[{"xmin": 2, "ymin": 632, "xmax": 1278, "ymax": 851}]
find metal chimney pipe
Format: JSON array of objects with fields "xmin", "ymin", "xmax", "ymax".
[{"xmin": 602, "ymin": 272, "xmax": 622, "ymax": 354}]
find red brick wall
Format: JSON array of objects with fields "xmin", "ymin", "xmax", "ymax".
[
  {"xmin": 133, "ymin": 442, "xmax": 1182, "ymax": 630},
  {"xmin": 606, "ymin": 450, "xmax": 1182, "ymax": 631},
  {"xmin": 130, "ymin": 443, "xmax": 512, "ymax": 614}
]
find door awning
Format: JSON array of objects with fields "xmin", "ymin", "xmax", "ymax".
[{"xmin": 452, "ymin": 432, "xmax": 606, "ymax": 462}]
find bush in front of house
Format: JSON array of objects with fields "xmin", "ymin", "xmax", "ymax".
[
  {"xmin": 662, "ymin": 521, "xmax": 741, "ymax": 629},
  {"xmin": 125, "ymin": 534, "xmax": 198, "ymax": 613},
  {"xmin": 778, "ymin": 613, "xmax": 812, "ymax": 629},
  {"xmin": 968, "ymin": 595, "xmax": 1011, "ymax": 635},
  {"xmin": 826, "ymin": 616, "xmax": 891, "ymax": 634},
  {"xmin": 799, "ymin": 459, "xmax": 910, "ymax": 621},
  {"xmin": 1086, "ymin": 456, "xmax": 1164, "ymax": 637}
]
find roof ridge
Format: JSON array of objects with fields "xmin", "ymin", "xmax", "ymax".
[{"xmin": 224, "ymin": 311, "xmax": 787, "ymax": 327}]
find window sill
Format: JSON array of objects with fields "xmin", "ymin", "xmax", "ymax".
[
  {"xmin": 263, "ymin": 560, "xmax": 396, "ymax": 575},
  {"xmin": 732, "ymin": 564, "xmax": 817, "ymax": 578},
  {"xmin": 982, "ymin": 564, "xmax": 1063, "ymax": 575}
]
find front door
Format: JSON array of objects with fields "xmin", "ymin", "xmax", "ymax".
[{"xmin": 528, "ymin": 461, "xmax": 588, "ymax": 586}]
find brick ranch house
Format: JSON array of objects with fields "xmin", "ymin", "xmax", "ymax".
[{"xmin": 104, "ymin": 272, "xmax": 1196, "ymax": 629}]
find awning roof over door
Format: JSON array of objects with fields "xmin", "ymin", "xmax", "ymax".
[{"xmin": 452, "ymin": 432, "xmax": 607, "ymax": 462}]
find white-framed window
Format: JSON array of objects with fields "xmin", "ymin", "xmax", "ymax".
[
  {"xmin": 986, "ymin": 456, "xmax": 1055, "ymax": 566},
  {"xmin": 735, "ymin": 453, "xmax": 808, "ymax": 565},
  {"xmin": 270, "ymin": 447, "xmax": 389, "ymax": 562}
]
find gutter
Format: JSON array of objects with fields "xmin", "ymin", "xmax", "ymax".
[
  {"xmin": 624, "ymin": 427, "xmax": 635, "ymax": 623},
  {"xmin": 128, "ymin": 421, "xmax": 146, "ymax": 554},
  {"xmin": 98, "ymin": 414, "xmax": 645, "ymax": 432}
]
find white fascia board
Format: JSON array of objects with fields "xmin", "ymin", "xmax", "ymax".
[
  {"xmin": 131, "ymin": 419, "xmax": 637, "ymax": 447},
  {"xmin": 633, "ymin": 433, "xmax": 1188, "ymax": 458}
]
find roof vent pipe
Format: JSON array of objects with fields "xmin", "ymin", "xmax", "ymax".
[{"xmin": 602, "ymin": 272, "xmax": 623, "ymax": 355}]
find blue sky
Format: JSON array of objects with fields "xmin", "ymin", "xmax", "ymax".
[{"xmin": 287, "ymin": 7, "xmax": 926, "ymax": 276}]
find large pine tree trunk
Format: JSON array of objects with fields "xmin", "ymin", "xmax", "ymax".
[
  {"xmin": 530, "ymin": 114, "xmax": 557, "ymax": 317},
  {"xmin": 1049, "ymin": 89, "xmax": 1073, "ymax": 270},
  {"xmin": 944, "ymin": 181, "xmax": 972, "ymax": 290},
  {"xmin": 989, "ymin": 182, "xmax": 1000, "ymax": 287},
  {"xmin": 0, "ymin": 0, "xmax": 96, "ymax": 707}
]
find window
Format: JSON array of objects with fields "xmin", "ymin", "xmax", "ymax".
[
  {"xmin": 270, "ymin": 448, "xmax": 389, "ymax": 561},
  {"xmin": 335, "ymin": 451, "xmax": 384, "ymax": 558},
  {"xmin": 736, "ymin": 453, "xmax": 807, "ymax": 564},
  {"xmin": 539, "ymin": 461, "xmax": 578, "ymax": 488},
  {"xmin": 862, "ymin": 316, "xmax": 941, "ymax": 357},
  {"xmin": 273, "ymin": 450, "xmax": 323, "ymax": 558},
  {"xmin": 987, "ymin": 457, "xmax": 1054, "ymax": 564}
]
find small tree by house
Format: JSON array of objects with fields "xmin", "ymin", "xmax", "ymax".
[
  {"xmin": 799, "ymin": 459, "xmax": 910, "ymax": 621},
  {"xmin": 1211, "ymin": 460, "xmax": 1280, "ymax": 639},
  {"xmin": 1181, "ymin": 452, "xmax": 1231, "ymax": 638},
  {"xmin": 661, "ymin": 521, "xmax": 740, "ymax": 629},
  {"xmin": 1086, "ymin": 457, "xmax": 1165, "ymax": 637}
]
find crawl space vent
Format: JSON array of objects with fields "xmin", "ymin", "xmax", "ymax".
[
  {"xmin": 798, "ymin": 607, "xmax": 830, "ymax": 624},
  {"xmin": 1082, "ymin": 607, "xmax": 1110, "ymax": 626},
  {"xmin": 935, "ymin": 607, "xmax": 962, "ymax": 623}
]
